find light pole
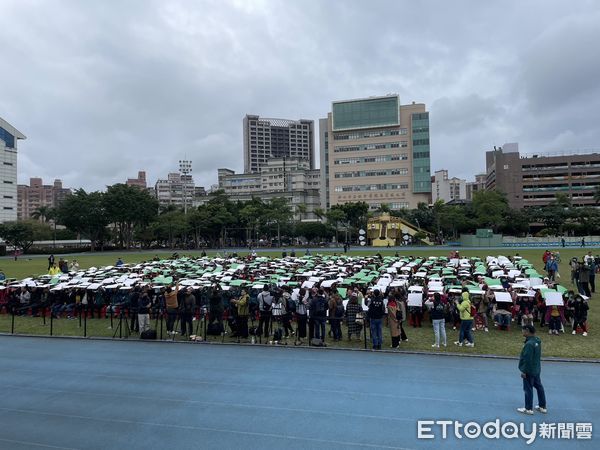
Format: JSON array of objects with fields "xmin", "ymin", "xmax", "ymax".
[{"xmin": 179, "ymin": 160, "xmax": 192, "ymax": 214}]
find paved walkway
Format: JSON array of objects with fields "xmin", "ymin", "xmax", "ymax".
[{"xmin": 0, "ymin": 336, "xmax": 597, "ymax": 449}]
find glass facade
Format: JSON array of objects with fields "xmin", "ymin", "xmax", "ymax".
[
  {"xmin": 0, "ymin": 127, "xmax": 15, "ymax": 149},
  {"xmin": 332, "ymin": 97, "xmax": 399, "ymax": 131},
  {"xmin": 411, "ymin": 113, "xmax": 431, "ymax": 193}
]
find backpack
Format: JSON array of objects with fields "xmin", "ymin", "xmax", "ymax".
[
  {"xmin": 334, "ymin": 302, "xmax": 345, "ymax": 318},
  {"xmin": 207, "ymin": 322, "xmax": 225, "ymax": 336},
  {"xmin": 260, "ymin": 293, "xmax": 272, "ymax": 312},
  {"xmin": 286, "ymin": 298, "xmax": 297, "ymax": 314},
  {"xmin": 315, "ymin": 296, "xmax": 327, "ymax": 316}
]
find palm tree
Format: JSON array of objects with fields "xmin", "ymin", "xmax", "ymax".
[
  {"xmin": 296, "ymin": 203, "xmax": 307, "ymax": 222},
  {"xmin": 31, "ymin": 205, "xmax": 51, "ymax": 223},
  {"xmin": 313, "ymin": 207, "xmax": 325, "ymax": 221},
  {"xmin": 594, "ymin": 186, "xmax": 600, "ymax": 205}
]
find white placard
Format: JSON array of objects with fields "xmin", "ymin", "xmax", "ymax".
[
  {"xmin": 320, "ymin": 279, "xmax": 337, "ymax": 288},
  {"xmin": 545, "ymin": 292, "xmax": 564, "ymax": 306},
  {"xmin": 407, "ymin": 293, "xmax": 423, "ymax": 306},
  {"xmin": 494, "ymin": 291, "xmax": 512, "ymax": 303}
]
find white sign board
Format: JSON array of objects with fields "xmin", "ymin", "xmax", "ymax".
[
  {"xmin": 407, "ymin": 293, "xmax": 423, "ymax": 307},
  {"xmin": 494, "ymin": 292, "xmax": 513, "ymax": 303},
  {"xmin": 544, "ymin": 292, "xmax": 564, "ymax": 306}
]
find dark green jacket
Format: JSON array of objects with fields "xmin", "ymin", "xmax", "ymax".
[{"xmin": 519, "ymin": 336, "xmax": 542, "ymax": 376}]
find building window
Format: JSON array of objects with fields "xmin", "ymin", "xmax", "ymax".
[
  {"xmin": 3, "ymin": 162, "xmax": 13, "ymax": 166},
  {"xmin": 0, "ymin": 127, "xmax": 16, "ymax": 149},
  {"xmin": 3, "ymin": 207, "xmax": 13, "ymax": 210},
  {"xmin": 3, "ymin": 180, "xmax": 13, "ymax": 184}
]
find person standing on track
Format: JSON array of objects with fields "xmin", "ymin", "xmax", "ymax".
[{"xmin": 517, "ymin": 325, "xmax": 547, "ymax": 415}]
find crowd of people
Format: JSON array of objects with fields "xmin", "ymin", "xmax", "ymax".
[{"xmin": 0, "ymin": 252, "xmax": 592, "ymax": 348}]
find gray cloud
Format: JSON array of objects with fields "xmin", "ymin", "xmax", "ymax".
[{"xmin": 2, "ymin": 0, "xmax": 600, "ymax": 191}]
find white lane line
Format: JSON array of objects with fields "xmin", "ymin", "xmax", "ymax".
[
  {"xmin": 0, "ymin": 407, "xmax": 414, "ymax": 450},
  {"xmin": 10, "ymin": 367, "xmax": 600, "ymax": 400},
  {"xmin": 0, "ymin": 352, "xmax": 528, "ymax": 376},
  {"xmin": 4, "ymin": 381, "xmax": 599, "ymax": 413},
  {"xmin": 3, "ymin": 384, "xmax": 415, "ymax": 422},
  {"xmin": 0, "ymin": 437, "xmax": 80, "ymax": 450}
]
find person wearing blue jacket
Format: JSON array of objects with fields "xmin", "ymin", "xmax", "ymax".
[{"xmin": 545, "ymin": 256, "xmax": 558, "ymax": 282}]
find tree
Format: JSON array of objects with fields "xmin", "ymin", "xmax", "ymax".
[
  {"xmin": 55, "ymin": 189, "xmax": 110, "ymax": 251},
  {"xmin": 31, "ymin": 205, "xmax": 52, "ymax": 223},
  {"xmin": 268, "ymin": 197, "xmax": 293, "ymax": 247},
  {"xmin": 431, "ymin": 200, "xmax": 446, "ymax": 236},
  {"xmin": 153, "ymin": 210, "xmax": 188, "ymax": 248},
  {"xmin": 594, "ymin": 186, "xmax": 600, "ymax": 205},
  {"xmin": 104, "ymin": 184, "xmax": 158, "ymax": 249},
  {"xmin": 313, "ymin": 207, "xmax": 326, "ymax": 221},
  {"xmin": 499, "ymin": 208, "xmax": 530, "ymax": 236},
  {"xmin": 553, "ymin": 193, "xmax": 572, "ymax": 208},
  {"xmin": 238, "ymin": 197, "xmax": 267, "ymax": 244},
  {"xmin": 438, "ymin": 206, "xmax": 471, "ymax": 239},
  {"xmin": 296, "ymin": 203, "xmax": 307, "ymax": 221},
  {"xmin": 326, "ymin": 207, "xmax": 347, "ymax": 243},
  {"xmin": 376, "ymin": 203, "xmax": 391, "ymax": 213},
  {"xmin": 0, "ymin": 221, "xmax": 37, "ymax": 253},
  {"xmin": 471, "ymin": 191, "xmax": 509, "ymax": 232},
  {"xmin": 295, "ymin": 222, "xmax": 334, "ymax": 244}
]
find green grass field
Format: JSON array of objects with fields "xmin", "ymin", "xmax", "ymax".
[{"xmin": 1, "ymin": 247, "xmax": 598, "ymax": 359}]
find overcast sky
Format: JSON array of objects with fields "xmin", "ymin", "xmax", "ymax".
[{"xmin": 2, "ymin": 0, "xmax": 600, "ymax": 191}]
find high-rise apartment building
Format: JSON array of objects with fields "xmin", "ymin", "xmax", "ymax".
[
  {"xmin": 320, "ymin": 95, "xmax": 431, "ymax": 211},
  {"xmin": 0, "ymin": 117, "xmax": 25, "ymax": 223},
  {"xmin": 432, "ymin": 170, "xmax": 466, "ymax": 203},
  {"xmin": 486, "ymin": 143, "xmax": 600, "ymax": 208},
  {"xmin": 155, "ymin": 173, "xmax": 195, "ymax": 208},
  {"xmin": 243, "ymin": 115, "xmax": 314, "ymax": 173},
  {"xmin": 17, "ymin": 178, "xmax": 71, "ymax": 220},
  {"xmin": 466, "ymin": 173, "xmax": 487, "ymax": 200}
]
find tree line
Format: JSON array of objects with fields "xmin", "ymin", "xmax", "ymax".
[{"xmin": 0, "ymin": 185, "xmax": 598, "ymax": 253}]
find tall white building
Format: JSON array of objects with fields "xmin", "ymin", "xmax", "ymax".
[
  {"xmin": 0, "ymin": 117, "xmax": 26, "ymax": 223},
  {"xmin": 432, "ymin": 169, "xmax": 466, "ymax": 203}
]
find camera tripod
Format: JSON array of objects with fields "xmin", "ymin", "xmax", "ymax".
[{"xmin": 112, "ymin": 307, "xmax": 131, "ymax": 339}]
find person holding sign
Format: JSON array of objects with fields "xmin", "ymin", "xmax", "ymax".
[
  {"xmin": 544, "ymin": 292, "xmax": 566, "ymax": 336},
  {"xmin": 454, "ymin": 287, "xmax": 474, "ymax": 347},
  {"xmin": 517, "ymin": 325, "xmax": 547, "ymax": 415}
]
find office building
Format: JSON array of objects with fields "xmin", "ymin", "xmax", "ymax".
[
  {"xmin": 17, "ymin": 178, "xmax": 71, "ymax": 220},
  {"xmin": 485, "ymin": 143, "xmax": 600, "ymax": 208},
  {"xmin": 432, "ymin": 170, "xmax": 466, "ymax": 203},
  {"xmin": 320, "ymin": 95, "xmax": 431, "ymax": 211},
  {"xmin": 218, "ymin": 157, "xmax": 321, "ymax": 220},
  {"xmin": 243, "ymin": 115, "xmax": 314, "ymax": 173},
  {"xmin": 0, "ymin": 117, "xmax": 25, "ymax": 223}
]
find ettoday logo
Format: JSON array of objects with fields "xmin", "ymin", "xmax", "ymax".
[
  {"xmin": 418, "ymin": 420, "xmax": 593, "ymax": 443},
  {"xmin": 419, "ymin": 420, "xmax": 538, "ymax": 445}
]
